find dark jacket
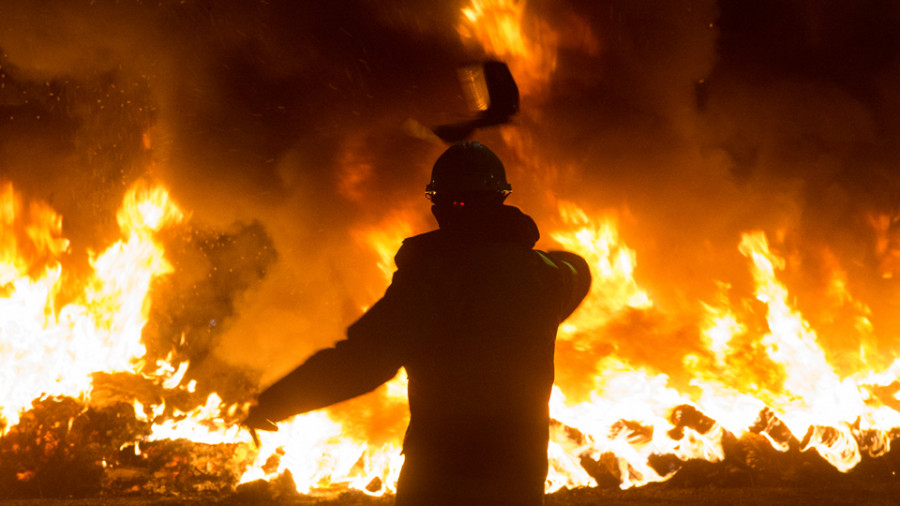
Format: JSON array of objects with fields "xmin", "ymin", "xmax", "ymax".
[{"xmin": 252, "ymin": 205, "xmax": 590, "ymax": 505}]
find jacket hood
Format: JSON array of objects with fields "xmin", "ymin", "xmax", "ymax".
[{"xmin": 432, "ymin": 204, "xmax": 540, "ymax": 248}]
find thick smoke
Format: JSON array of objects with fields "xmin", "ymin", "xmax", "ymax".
[
  {"xmin": 0, "ymin": 0, "xmax": 466, "ymax": 389},
  {"xmin": 2, "ymin": 0, "xmax": 900, "ymax": 405}
]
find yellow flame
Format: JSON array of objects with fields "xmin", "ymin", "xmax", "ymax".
[
  {"xmin": 239, "ymin": 375, "xmax": 409, "ymax": 497},
  {"xmin": 548, "ymin": 360, "xmax": 704, "ymax": 489},
  {"xmin": 458, "ymin": 0, "xmax": 559, "ymax": 95},
  {"xmin": 550, "ymin": 202, "xmax": 651, "ymax": 339},
  {"xmin": 735, "ymin": 232, "xmax": 866, "ymax": 470},
  {"xmin": 0, "ymin": 180, "xmax": 183, "ymax": 429},
  {"xmin": 358, "ymin": 217, "xmax": 412, "ymax": 284}
]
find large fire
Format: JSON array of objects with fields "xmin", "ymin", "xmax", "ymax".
[
  {"xmin": 3, "ymin": 176, "xmax": 900, "ymax": 496},
  {"xmin": 1, "ymin": 0, "xmax": 900, "ymax": 502}
]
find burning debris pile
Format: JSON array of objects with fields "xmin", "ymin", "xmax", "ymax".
[
  {"xmin": 0, "ymin": 180, "xmax": 277, "ymax": 499},
  {"xmin": 0, "ymin": 397, "xmax": 143, "ymax": 498},
  {"xmin": 0, "ymin": 397, "xmax": 250, "ymax": 499},
  {"xmin": 555, "ymin": 404, "xmax": 900, "ymax": 491},
  {"xmin": 1, "ymin": 391, "xmax": 899, "ymax": 502}
]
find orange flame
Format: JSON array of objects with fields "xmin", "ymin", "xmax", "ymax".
[
  {"xmin": 4, "ymin": 171, "xmax": 900, "ymax": 496},
  {"xmin": 458, "ymin": 0, "xmax": 558, "ymax": 95},
  {"xmin": 550, "ymin": 201, "xmax": 651, "ymax": 340},
  {"xmin": 0, "ymin": 179, "xmax": 184, "ymax": 429},
  {"xmin": 458, "ymin": 0, "xmax": 599, "ymax": 97}
]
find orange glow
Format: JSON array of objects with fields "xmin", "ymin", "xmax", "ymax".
[
  {"xmin": 355, "ymin": 213, "xmax": 413, "ymax": 284},
  {"xmin": 869, "ymin": 212, "xmax": 900, "ymax": 279},
  {"xmin": 6, "ymin": 174, "xmax": 900, "ymax": 495},
  {"xmin": 239, "ymin": 372, "xmax": 408, "ymax": 496},
  {"xmin": 0, "ymin": 179, "xmax": 183, "ymax": 429},
  {"xmin": 458, "ymin": 0, "xmax": 558, "ymax": 95},
  {"xmin": 550, "ymin": 201, "xmax": 651, "ymax": 341},
  {"xmin": 542, "ymin": 215, "xmax": 900, "ymax": 485},
  {"xmin": 458, "ymin": 0, "xmax": 599, "ymax": 97}
]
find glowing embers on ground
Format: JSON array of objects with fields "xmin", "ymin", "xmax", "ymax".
[{"xmin": 0, "ymin": 180, "xmax": 183, "ymax": 429}]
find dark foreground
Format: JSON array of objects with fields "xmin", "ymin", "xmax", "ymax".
[
  {"xmin": 3, "ymin": 445, "xmax": 900, "ymax": 505},
  {"xmin": 2, "ymin": 482, "xmax": 900, "ymax": 506}
]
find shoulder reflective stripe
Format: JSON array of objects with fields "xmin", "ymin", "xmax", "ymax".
[{"xmin": 535, "ymin": 251, "xmax": 558, "ymax": 269}]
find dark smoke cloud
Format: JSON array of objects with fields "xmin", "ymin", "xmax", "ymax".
[{"xmin": 2, "ymin": 0, "xmax": 900, "ymax": 396}]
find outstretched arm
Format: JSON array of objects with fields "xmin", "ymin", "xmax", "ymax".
[
  {"xmin": 246, "ymin": 336, "xmax": 402, "ymax": 425},
  {"xmin": 245, "ymin": 266, "xmax": 422, "ymax": 428}
]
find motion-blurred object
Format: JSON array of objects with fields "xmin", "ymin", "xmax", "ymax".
[{"xmin": 433, "ymin": 60, "xmax": 519, "ymax": 142}]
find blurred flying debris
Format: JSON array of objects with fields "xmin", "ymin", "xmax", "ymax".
[{"xmin": 406, "ymin": 60, "xmax": 520, "ymax": 144}]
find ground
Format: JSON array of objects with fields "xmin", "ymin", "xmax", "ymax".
[{"xmin": 2, "ymin": 482, "xmax": 900, "ymax": 506}]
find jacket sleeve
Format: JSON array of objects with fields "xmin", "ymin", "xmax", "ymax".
[
  {"xmin": 251, "ymin": 254, "xmax": 424, "ymax": 423},
  {"xmin": 546, "ymin": 250, "xmax": 591, "ymax": 321}
]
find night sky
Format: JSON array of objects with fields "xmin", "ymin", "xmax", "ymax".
[{"xmin": 2, "ymin": 0, "xmax": 900, "ymax": 393}]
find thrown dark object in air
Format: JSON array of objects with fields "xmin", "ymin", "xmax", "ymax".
[{"xmin": 433, "ymin": 60, "xmax": 520, "ymax": 143}]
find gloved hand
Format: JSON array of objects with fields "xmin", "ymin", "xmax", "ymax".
[
  {"xmin": 243, "ymin": 404, "xmax": 279, "ymax": 432},
  {"xmin": 243, "ymin": 403, "xmax": 279, "ymax": 448}
]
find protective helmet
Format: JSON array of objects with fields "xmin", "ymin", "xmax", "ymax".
[{"xmin": 425, "ymin": 142, "xmax": 512, "ymax": 199}]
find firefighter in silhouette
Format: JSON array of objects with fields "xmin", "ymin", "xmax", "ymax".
[{"xmin": 244, "ymin": 142, "xmax": 591, "ymax": 505}]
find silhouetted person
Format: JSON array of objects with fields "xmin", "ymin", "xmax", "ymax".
[{"xmin": 244, "ymin": 142, "xmax": 591, "ymax": 505}]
